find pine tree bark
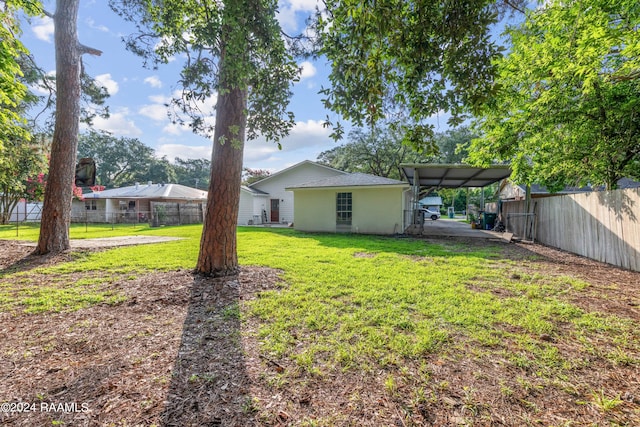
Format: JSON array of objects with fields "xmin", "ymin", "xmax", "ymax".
[
  {"xmin": 35, "ymin": 0, "xmax": 82, "ymax": 254},
  {"xmin": 34, "ymin": 0, "xmax": 100, "ymax": 255},
  {"xmin": 196, "ymin": 85, "xmax": 247, "ymax": 276}
]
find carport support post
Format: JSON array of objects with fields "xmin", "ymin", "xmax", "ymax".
[
  {"xmin": 466, "ymin": 188, "xmax": 469, "ymax": 221},
  {"xmin": 411, "ymin": 168, "xmax": 423, "ymax": 230}
]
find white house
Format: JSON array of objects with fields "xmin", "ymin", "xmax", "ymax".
[
  {"xmin": 72, "ymin": 182, "xmax": 207, "ymax": 224},
  {"xmin": 286, "ymin": 173, "xmax": 410, "ymax": 234},
  {"xmin": 419, "ymin": 196, "xmax": 443, "ymax": 212},
  {"xmin": 237, "ymin": 160, "xmax": 348, "ymax": 225}
]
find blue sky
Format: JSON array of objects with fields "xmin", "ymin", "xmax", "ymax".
[{"xmin": 20, "ymin": 0, "xmax": 452, "ymax": 172}]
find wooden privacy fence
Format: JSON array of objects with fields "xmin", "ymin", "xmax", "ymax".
[{"xmin": 500, "ymin": 188, "xmax": 640, "ymax": 272}]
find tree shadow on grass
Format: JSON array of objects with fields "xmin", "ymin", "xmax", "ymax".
[{"xmin": 161, "ymin": 275, "xmax": 255, "ymax": 427}]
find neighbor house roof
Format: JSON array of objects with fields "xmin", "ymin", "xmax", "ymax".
[
  {"xmin": 85, "ymin": 183, "xmax": 207, "ymax": 200},
  {"xmin": 286, "ymin": 172, "xmax": 408, "ymax": 190},
  {"xmin": 419, "ymin": 196, "xmax": 443, "ymax": 206}
]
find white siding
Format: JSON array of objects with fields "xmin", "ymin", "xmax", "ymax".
[
  {"xmin": 251, "ymin": 161, "xmax": 346, "ymax": 223},
  {"xmin": 252, "ymin": 196, "xmax": 268, "ymax": 224},
  {"xmin": 238, "ymin": 190, "xmax": 255, "ymax": 225}
]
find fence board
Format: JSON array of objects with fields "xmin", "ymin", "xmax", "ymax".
[{"xmin": 502, "ymin": 188, "xmax": 640, "ymax": 271}]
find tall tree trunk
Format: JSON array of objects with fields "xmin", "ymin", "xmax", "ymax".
[
  {"xmin": 35, "ymin": 1, "xmax": 81, "ymax": 253},
  {"xmin": 35, "ymin": 1, "xmax": 100, "ymax": 253},
  {"xmin": 196, "ymin": 85, "xmax": 247, "ymax": 276},
  {"xmin": 35, "ymin": 0, "xmax": 81, "ymax": 254}
]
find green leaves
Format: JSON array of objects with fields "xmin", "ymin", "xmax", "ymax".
[
  {"xmin": 111, "ymin": 0, "xmax": 298, "ymax": 144},
  {"xmin": 0, "ymin": 0, "xmax": 41, "ymax": 152},
  {"xmin": 470, "ymin": 0, "xmax": 640, "ymax": 190},
  {"xmin": 317, "ymin": 0, "xmax": 504, "ymax": 149}
]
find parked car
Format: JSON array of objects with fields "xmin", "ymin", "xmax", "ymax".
[{"xmin": 421, "ymin": 208, "xmax": 441, "ymax": 220}]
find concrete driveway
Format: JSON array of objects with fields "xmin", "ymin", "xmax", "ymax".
[{"xmin": 421, "ymin": 218, "xmax": 509, "ymax": 240}]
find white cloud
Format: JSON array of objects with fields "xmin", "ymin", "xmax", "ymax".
[
  {"xmin": 85, "ymin": 17, "xmax": 109, "ymax": 32},
  {"xmin": 157, "ymin": 118, "xmax": 333, "ymax": 167},
  {"xmin": 162, "ymin": 122, "xmax": 191, "ymax": 136},
  {"xmin": 144, "ymin": 76, "xmax": 163, "ymax": 88},
  {"xmin": 156, "ymin": 144, "xmax": 211, "ymax": 160},
  {"xmin": 243, "ymin": 119, "xmax": 332, "ymax": 164},
  {"xmin": 94, "ymin": 73, "xmax": 119, "ymax": 96},
  {"xmin": 88, "ymin": 109, "xmax": 142, "ymax": 136},
  {"xmin": 32, "ymin": 16, "xmax": 54, "ymax": 42},
  {"xmin": 277, "ymin": 0, "xmax": 319, "ymax": 33},
  {"xmin": 139, "ymin": 104, "xmax": 169, "ymax": 122},
  {"xmin": 148, "ymin": 94, "xmax": 171, "ymax": 104},
  {"xmin": 298, "ymin": 61, "xmax": 317, "ymax": 80}
]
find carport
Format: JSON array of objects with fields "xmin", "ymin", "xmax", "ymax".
[{"xmin": 400, "ymin": 164, "xmax": 512, "ymax": 235}]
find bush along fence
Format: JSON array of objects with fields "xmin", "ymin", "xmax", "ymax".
[{"xmin": 500, "ymin": 187, "xmax": 640, "ymax": 272}]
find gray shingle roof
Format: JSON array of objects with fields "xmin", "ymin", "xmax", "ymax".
[
  {"xmin": 286, "ymin": 173, "xmax": 408, "ymax": 189},
  {"xmin": 85, "ymin": 183, "xmax": 207, "ymax": 200},
  {"xmin": 241, "ymin": 185, "xmax": 269, "ymax": 195}
]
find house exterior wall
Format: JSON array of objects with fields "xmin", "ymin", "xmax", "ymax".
[
  {"xmin": 292, "ymin": 186, "xmax": 406, "ymax": 234},
  {"xmin": 71, "ymin": 199, "xmax": 107, "ymax": 222},
  {"xmin": 251, "ymin": 162, "xmax": 345, "ymax": 223},
  {"xmin": 237, "ymin": 190, "xmax": 260, "ymax": 225},
  {"xmin": 252, "ymin": 196, "xmax": 268, "ymax": 224}
]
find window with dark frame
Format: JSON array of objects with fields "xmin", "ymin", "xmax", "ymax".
[
  {"xmin": 336, "ymin": 192, "xmax": 352, "ymax": 225},
  {"xmin": 84, "ymin": 200, "xmax": 97, "ymax": 211}
]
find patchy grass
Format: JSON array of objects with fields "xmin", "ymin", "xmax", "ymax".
[
  {"xmin": 1, "ymin": 226, "xmax": 639, "ymax": 425},
  {"xmin": 238, "ymin": 228, "xmax": 630, "ymax": 376},
  {"xmin": 0, "ymin": 224, "xmax": 202, "ymax": 313},
  {"xmin": 0, "ymin": 222, "xmax": 203, "ymax": 241},
  {"xmin": 236, "ymin": 228, "xmax": 640, "ymax": 424}
]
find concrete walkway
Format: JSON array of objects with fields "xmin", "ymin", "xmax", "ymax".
[{"xmin": 20, "ymin": 236, "xmax": 184, "ymax": 249}]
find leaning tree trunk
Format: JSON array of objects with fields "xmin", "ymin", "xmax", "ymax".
[
  {"xmin": 35, "ymin": 0, "xmax": 100, "ymax": 254},
  {"xmin": 196, "ymin": 85, "xmax": 248, "ymax": 276}
]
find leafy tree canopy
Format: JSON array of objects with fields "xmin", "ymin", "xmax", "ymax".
[
  {"xmin": 468, "ymin": 0, "xmax": 640, "ymax": 190},
  {"xmin": 315, "ymin": 0, "xmax": 523, "ymax": 148},
  {"xmin": 77, "ymin": 131, "xmax": 211, "ymax": 189},
  {"xmin": 0, "ymin": 135, "xmax": 48, "ymax": 224},
  {"xmin": 174, "ymin": 157, "xmax": 211, "ymax": 189},
  {"xmin": 317, "ymin": 126, "xmax": 422, "ymax": 180},
  {"xmin": 77, "ymin": 131, "xmax": 156, "ymax": 188},
  {"xmin": 317, "ymin": 125, "xmax": 474, "ymax": 180},
  {"xmin": 109, "ymin": 0, "xmax": 299, "ymax": 144},
  {"xmin": 242, "ymin": 168, "xmax": 271, "ymax": 186},
  {"xmin": 0, "ymin": 0, "xmax": 42, "ymax": 153}
]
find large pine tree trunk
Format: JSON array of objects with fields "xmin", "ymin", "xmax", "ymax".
[
  {"xmin": 196, "ymin": 85, "xmax": 247, "ymax": 276},
  {"xmin": 35, "ymin": 0, "xmax": 83, "ymax": 254}
]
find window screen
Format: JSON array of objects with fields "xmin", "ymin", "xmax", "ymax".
[{"xmin": 336, "ymin": 192, "xmax": 352, "ymax": 225}]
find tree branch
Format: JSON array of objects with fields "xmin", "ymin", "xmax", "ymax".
[{"xmin": 78, "ymin": 43, "xmax": 103, "ymax": 56}]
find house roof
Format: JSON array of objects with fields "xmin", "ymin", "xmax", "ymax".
[
  {"xmin": 400, "ymin": 164, "xmax": 512, "ymax": 188},
  {"xmin": 419, "ymin": 196, "xmax": 443, "ymax": 206},
  {"xmin": 286, "ymin": 172, "xmax": 408, "ymax": 190},
  {"xmin": 249, "ymin": 160, "xmax": 348, "ymax": 188},
  {"xmin": 241, "ymin": 185, "xmax": 269, "ymax": 196},
  {"xmin": 85, "ymin": 183, "xmax": 207, "ymax": 200}
]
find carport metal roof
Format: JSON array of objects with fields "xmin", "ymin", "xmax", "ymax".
[{"xmin": 400, "ymin": 164, "xmax": 512, "ymax": 189}]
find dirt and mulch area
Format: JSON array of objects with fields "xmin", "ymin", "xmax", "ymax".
[{"xmin": 0, "ymin": 238, "xmax": 639, "ymax": 426}]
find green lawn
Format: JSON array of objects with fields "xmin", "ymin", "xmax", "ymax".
[{"xmin": 1, "ymin": 224, "xmax": 637, "ymax": 418}]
